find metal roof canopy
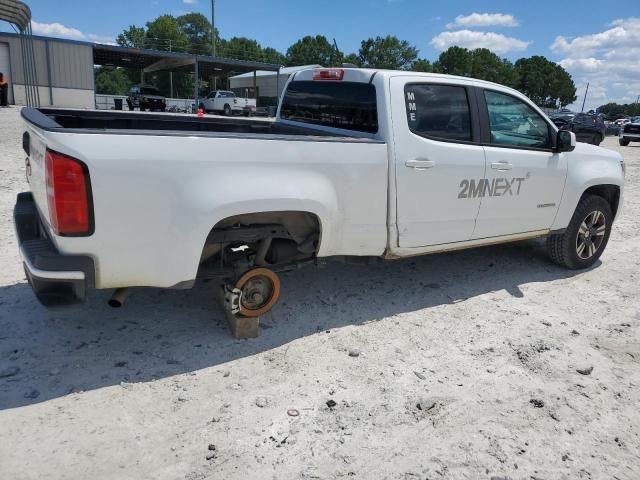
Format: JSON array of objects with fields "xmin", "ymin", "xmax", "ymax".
[
  {"xmin": 93, "ymin": 44, "xmax": 281, "ymax": 78},
  {"xmin": 0, "ymin": 1, "xmax": 40, "ymax": 106},
  {"xmin": 0, "ymin": 0, "xmax": 30, "ymax": 31}
]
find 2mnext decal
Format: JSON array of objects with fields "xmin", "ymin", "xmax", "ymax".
[{"xmin": 458, "ymin": 177, "xmax": 526, "ymax": 199}]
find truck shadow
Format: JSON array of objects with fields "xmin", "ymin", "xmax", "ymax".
[{"xmin": 0, "ymin": 239, "xmax": 592, "ymax": 410}]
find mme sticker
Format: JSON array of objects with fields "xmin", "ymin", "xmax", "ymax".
[{"xmin": 405, "ymin": 90, "xmax": 417, "ymax": 124}]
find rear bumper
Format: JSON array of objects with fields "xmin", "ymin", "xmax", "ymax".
[
  {"xmin": 13, "ymin": 192, "xmax": 95, "ymax": 306},
  {"xmin": 621, "ymin": 132, "xmax": 640, "ymax": 140}
]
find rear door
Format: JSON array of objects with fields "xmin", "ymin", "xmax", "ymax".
[
  {"xmin": 473, "ymin": 88, "xmax": 567, "ymax": 238},
  {"xmin": 391, "ymin": 76, "xmax": 486, "ymax": 247}
]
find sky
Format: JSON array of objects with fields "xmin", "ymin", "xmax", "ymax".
[{"xmin": 2, "ymin": 0, "xmax": 639, "ymax": 110}]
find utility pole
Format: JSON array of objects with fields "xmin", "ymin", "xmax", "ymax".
[
  {"xmin": 581, "ymin": 82, "xmax": 590, "ymax": 113},
  {"xmin": 211, "ymin": 0, "xmax": 216, "ymax": 57},
  {"xmin": 211, "ymin": 0, "xmax": 216, "ymax": 90},
  {"xmin": 332, "ymin": 38, "xmax": 341, "ymax": 66},
  {"xmin": 169, "ymin": 39, "xmax": 173, "ymax": 99}
]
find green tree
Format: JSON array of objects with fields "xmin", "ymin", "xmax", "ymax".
[
  {"xmin": 145, "ymin": 15, "xmax": 189, "ymax": 52},
  {"xmin": 95, "ymin": 66, "xmax": 130, "ymax": 95},
  {"xmin": 176, "ymin": 12, "xmax": 217, "ymax": 55},
  {"xmin": 357, "ymin": 36, "xmax": 418, "ymax": 70},
  {"xmin": 411, "ymin": 58, "xmax": 432, "ymax": 72},
  {"xmin": 597, "ymin": 102, "xmax": 640, "ymax": 117},
  {"xmin": 515, "ymin": 56, "xmax": 577, "ymax": 108},
  {"xmin": 143, "ymin": 16, "xmax": 192, "ymax": 97},
  {"xmin": 343, "ymin": 53, "xmax": 361, "ymax": 67},
  {"xmin": 286, "ymin": 35, "xmax": 340, "ymax": 66},
  {"xmin": 433, "ymin": 46, "xmax": 472, "ymax": 76},
  {"xmin": 218, "ymin": 37, "xmax": 263, "ymax": 61},
  {"xmin": 470, "ymin": 48, "xmax": 508, "ymax": 83},
  {"xmin": 262, "ymin": 47, "xmax": 286, "ymax": 65},
  {"xmin": 116, "ymin": 25, "xmax": 146, "ymax": 48}
]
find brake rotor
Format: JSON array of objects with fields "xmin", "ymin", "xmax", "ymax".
[{"xmin": 234, "ymin": 268, "xmax": 281, "ymax": 317}]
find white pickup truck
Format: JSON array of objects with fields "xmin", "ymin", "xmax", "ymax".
[
  {"xmin": 199, "ymin": 90, "xmax": 257, "ymax": 116},
  {"xmin": 14, "ymin": 68, "xmax": 625, "ymax": 317}
]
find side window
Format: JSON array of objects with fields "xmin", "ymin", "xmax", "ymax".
[
  {"xmin": 484, "ymin": 90, "xmax": 550, "ymax": 148},
  {"xmin": 405, "ymin": 84, "xmax": 472, "ymax": 142}
]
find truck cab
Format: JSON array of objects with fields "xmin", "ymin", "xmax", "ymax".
[{"xmin": 278, "ymin": 68, "xmax": 623, "ymax": 255}]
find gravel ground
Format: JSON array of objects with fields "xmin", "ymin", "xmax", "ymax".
[{"xmin": 1, "ymin": 106, "xmax": 639, "ymax": 480}]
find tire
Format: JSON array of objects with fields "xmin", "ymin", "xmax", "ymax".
[
  {"xmin": 160, "ymin": 107, "xmax": 165, "ymax": 112},
  {"xmin": 593, "ymin": 134, "xmax": 602, "ymax": 146},
  {"xmin": 547, "ymin": 194, "xmax": 612, "ymax": 270},
  {"xmin": 619, "ymin": 138, "xmax": 630, "ymax": 146},
  {"xmin": 224, "ymin": 104, "xmax": 232, "ymax": 116}
]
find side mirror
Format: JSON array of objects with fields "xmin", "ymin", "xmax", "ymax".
[{"xmin": 556, "ymin": 130, "xmax": 576, "ymax": 153}]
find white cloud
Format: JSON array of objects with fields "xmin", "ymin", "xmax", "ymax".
[
  {"xmin": 183, "ymin": 0, "xmax": 197, "ymax": 4},
  {"xmin": 32, "ymin": 20, "xmax": 114, "ymax": 44},
  {"xmin": 552, "ymin": 17, "xmax": 640, "ymax": 109},
  {"xmin": 431, "ymin": 30, "xmax": 530, "ymax": 54},
  {"xmin": 447, "ymin": 13, "xmax": 518, "ymax": 29},
  {"xmin": 550, "ymin": 17, "xmax": 640, "ymax": 56}
]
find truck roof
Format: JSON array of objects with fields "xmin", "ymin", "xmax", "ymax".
[{"xmin": 291, "ymin": 67, "xmax": 525, "ymax": 99}]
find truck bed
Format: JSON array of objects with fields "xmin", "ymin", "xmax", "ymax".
[{"xmin": 22, "ymin": 107, "xmax": 359, "ymax": 140}]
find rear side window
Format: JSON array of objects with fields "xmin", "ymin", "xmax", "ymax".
[
  {"xmin": 405, "ymin": 84, "xmax": 472, "ymax": 142},
  {"xmin": 280, "ymin": 81, "xmax": 378, "ymax": 133}
]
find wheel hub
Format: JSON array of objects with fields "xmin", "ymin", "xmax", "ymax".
[
  {"xmin": 576, "ymin": 210, "xmax": 606, "ymax": 260},
  {"xmin": 233, "ymin": 268, "xmax": 281, "ymax": 318}
]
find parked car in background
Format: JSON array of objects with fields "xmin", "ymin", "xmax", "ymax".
[
  {"xmin": 615, "ymin": 118, "xmax": 631, "ymax": 128},
  {"xmin": 200, "ymin": 90, "xmax": 257, "ymax": 116},
  {"xmin": 620, "ymin": 116, "xmax": 640, "ymax": 146},
  {"xmin": 551, "ymin": 112, "xmax": 605, "ymax": 146},
  {"xmin": 605, "ymin": 121, "xmax": 620, "ymax": 136},
  {"xmin": 127, "ymin": 85, "xmax": 166, "ymax": 112}
]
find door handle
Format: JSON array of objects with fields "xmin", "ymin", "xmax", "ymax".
[
  {"xmin": 491, "ymin": 162, "xmax": 513, "ymax": 171},
  {"xmin": 406, "ymin": 158, "xmax": 435, "ymax": 169}
]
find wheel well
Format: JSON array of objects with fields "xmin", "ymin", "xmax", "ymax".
[
  {"xmin": 199, "ymin": 211, "xmax": 322, "ymax": 270},
  {"xmin": 581, "ymin": 185, "xmax": 620, "ymax": 217}
]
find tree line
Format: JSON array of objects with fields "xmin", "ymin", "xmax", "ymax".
[
  {"xmin": 96, "ymin": 12, "xmax": 577, "ymax": 108},
  {"xmin": 596, "ymin": 102, "xmax": 640, "ymax": 118}
]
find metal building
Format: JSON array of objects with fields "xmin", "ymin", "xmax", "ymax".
[
  {"xmin": 0, "ymin": 32, "xmax": 94, "ymax": 107},
  {"xmin": 229, "ymin": 65, "xmax": 321, "ymax": 106},
  {"xmin": 0, "ymin": 30, "xmax": 282, "ymax": 109}
]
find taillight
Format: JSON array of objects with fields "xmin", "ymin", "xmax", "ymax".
[
  {"xmin": 45, "ymin": 149, "xmax": 93, "ymax": 236},
  {"xmin": 313, "ymin": 68, "xmax": 344, "ymax": 80}
]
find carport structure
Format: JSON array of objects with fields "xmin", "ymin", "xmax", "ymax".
[
  {"xmin": 0, "ymin": 0, "xmax": 39, "ymax": 106},
  {"xmin": 93, "ymin": 43, "xmax": 281, "ymax": 108}
]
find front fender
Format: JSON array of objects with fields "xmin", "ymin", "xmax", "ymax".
[{"xmin": 552, "ymin": 143, "xmax": 624, "ymax": 230}]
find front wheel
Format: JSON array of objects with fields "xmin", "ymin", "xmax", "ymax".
[
  {"xmin": 224, "ymin": 104, "xmax": 232, "ymax": 116},
  {"xmin": 619, "ymin": 138, "xmax": 630, "ymax": 146},
  {"xmin": 547, "ymin": 195, "xmax": 612, "ymax": 269}
]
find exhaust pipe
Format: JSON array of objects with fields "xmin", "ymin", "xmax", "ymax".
[{"xmin": 108, "ymin": 288, "xmax": 129, "ymax": 308}]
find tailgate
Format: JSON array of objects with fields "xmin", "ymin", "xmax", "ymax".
[{"xmin": 22, "ymin": 124, "xmax": 49, "ymax": 226}]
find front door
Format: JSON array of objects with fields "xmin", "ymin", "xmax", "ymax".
[
  {"xmin": 473, "ymin": 89, "xmax": 567, "ymax": 239},
  {"xmin": 392, "ymin": 77, "xmax": 486, "ymax": 247}
]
